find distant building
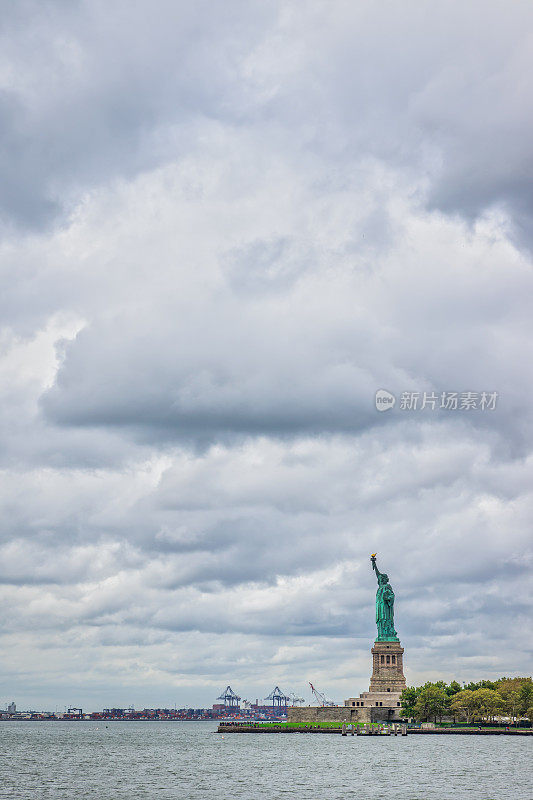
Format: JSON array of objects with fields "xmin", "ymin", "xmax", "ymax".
[{"xmin": 7, "ymin": 702, "xmax": 16, "ymax": 714}]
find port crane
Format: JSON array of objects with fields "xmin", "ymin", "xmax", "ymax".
[
  {"xmin": 265, "ymin": 686, "xmax": 290, "ymax": 709},
  {"xmin": 288, "ymin": 693, "xmax": 305, "ymax": 706},
  {"xmin": 67, "ymin": 707, "xmax": 83, "ymax": 717},
  {"xmin": 216, "ymin": 686, "xmax": 241, "ymax": 709},
  {"xmin": 309, "ymin": 682, "xmax": 335, "ymax": 707}
]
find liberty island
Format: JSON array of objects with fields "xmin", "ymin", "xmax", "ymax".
[
  {"xmin": 288, "ymin": 554, "xmax": 407, "ymax": 725},
  {"xmin": 218, "ymin": 557, "xmax": 531, "ymax": 736}
]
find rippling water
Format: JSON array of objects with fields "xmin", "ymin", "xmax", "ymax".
[{"xmin": 0, "ymin": 721, "xmax": 531, "ymax": 799}]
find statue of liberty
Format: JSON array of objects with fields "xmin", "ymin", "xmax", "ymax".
[{"xmin": 370, "ymin": 554, "xmax": 399, "ymax": 642}]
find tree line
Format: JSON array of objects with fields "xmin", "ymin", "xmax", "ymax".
[{"xmin": 400, "ymin": 677, "xmax": 533, "ymax": 723}]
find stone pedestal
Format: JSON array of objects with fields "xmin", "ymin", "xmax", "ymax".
[
  {"xmin": 344, "ymin": 639, "xmax": 406, "ymax": 720},
  {"xmin": 369, "ymin": 640, "xmax": 406, "ymax": 693}
]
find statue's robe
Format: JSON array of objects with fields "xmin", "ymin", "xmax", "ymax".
[{"xmin": 376, "ymin": 583, "xmax": 397, "ymax": 638}]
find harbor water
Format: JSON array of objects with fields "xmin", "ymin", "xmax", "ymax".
[{"xmin": 0, "ymin": 720, "xmax": 531, "ymax": 799}]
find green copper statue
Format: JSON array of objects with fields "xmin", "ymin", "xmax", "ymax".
[{"xmin": 370, "ymin": 554, "xmax": 399, "ymax": 642}]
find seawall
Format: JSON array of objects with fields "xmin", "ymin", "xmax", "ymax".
[{"xmin": 287, "ymin": 706, "xmax": 371, "ymax": 724}]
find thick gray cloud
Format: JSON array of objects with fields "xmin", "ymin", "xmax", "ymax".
[
  {"xmin": 0, "ymin": 1, "xmax": 532, "ymax": 711},
  {"xmin": 0, "ymin": 0, "xmax": 270, "ymax": 230},
  {"xmin": 2, "ymin": 1, "xmax": 533, "ymax": 237}
]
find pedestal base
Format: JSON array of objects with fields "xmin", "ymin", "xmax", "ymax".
[
  {"xmin": 369, "ymin": 640, "xmax": 406, "ymax": 693},
  {"xmin": 344, "ymin": 639, "xmax": 407, "ymax": 719}
]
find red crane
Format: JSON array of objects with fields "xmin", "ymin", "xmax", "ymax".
[{"xmin": 309, "ymin": 682, "xmax": 335, "ymax": 707}]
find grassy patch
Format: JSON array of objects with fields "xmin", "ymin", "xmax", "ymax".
[{"xmin": 248, "ymin": 721, "xmax": 381, "ymax": 730}]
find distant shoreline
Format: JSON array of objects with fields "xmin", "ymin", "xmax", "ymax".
[{"xmin": 217, "ymin": 723, "xmax": 533, "ymax": 736}]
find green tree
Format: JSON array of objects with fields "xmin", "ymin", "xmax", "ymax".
[
  {"xmin": 403, "ymin": 676, "xmax": 532, "ymax": 723},
  {"xmin": 464, "ymin": 679, "xmax": 497, "ymax": 692},
  {"xmin": 400, "ymin": 686, "xmax": 422, "ymax": 717},
  {"xmin": 495, "ymin": 677, "xmax": 533, "ymax": 719},
  {"xmin": 504, "ymin": 690, "xmax": 521, "ymax": 721},
  {"xmin": 446, "ymin": 680, "xmax": 462, "ymax": 697},
  {"xmin": 469, "ymin": 689, "xmax": 504, "ymax": 722},
  {"xmin": 519, "ymin": 679, "xmax": 533, "ymax": 716},
  {"xmin": 413, "ymin": 684, "xmax": 448, "ymax": 722},
  {"xmin": 450, "ymin": 690, "xmax": 475, "ymax": 723}
]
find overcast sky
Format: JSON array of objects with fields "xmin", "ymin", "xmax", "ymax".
[{"xmin": 1, "ymin": 0, "xmax": 532, "ymax": 712}]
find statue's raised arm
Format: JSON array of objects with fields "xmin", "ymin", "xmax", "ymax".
[{"xmin": 370, "ymin": 553, "xmax": 381, "ymax": 578}]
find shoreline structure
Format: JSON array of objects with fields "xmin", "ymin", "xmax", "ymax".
[{"xmin": 217, "ymin": 722, "xmax": 532, "ymax": 735}]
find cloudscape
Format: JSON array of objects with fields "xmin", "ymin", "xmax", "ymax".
[{"xmin": 1, "ymin": 0, "xmax": 532, "ymax": 711}]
